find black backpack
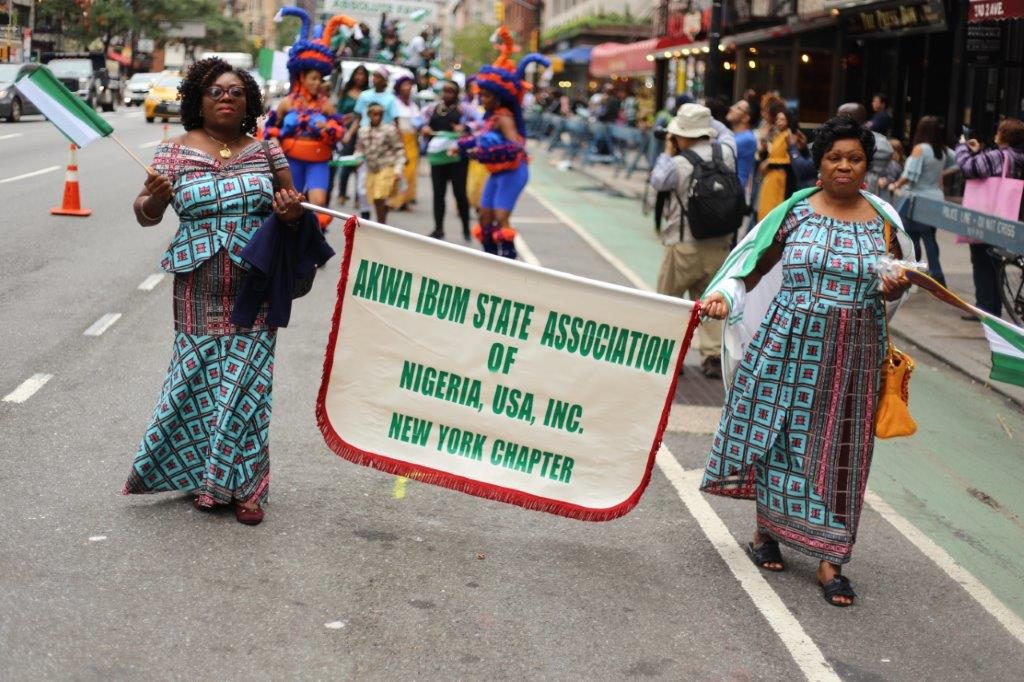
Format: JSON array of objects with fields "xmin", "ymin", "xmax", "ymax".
[{"xmin": 676, "ymin": 144, "xmax": 746, "ymax": 239}]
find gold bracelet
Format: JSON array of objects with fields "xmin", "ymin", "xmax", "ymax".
[{"xmin": 138, "ymin": 198, "xmax": 162, "ymax": 222}]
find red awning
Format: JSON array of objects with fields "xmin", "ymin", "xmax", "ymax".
[
  {"xmin": 969, "ymin": 0, "xmax": 1024, "ymax": 22},
  {"xmin": 590, "ymin": 38, "xmax": 658, "ymax": 77},
  {"xmin": 652, "ymin": 36, "xmax": 707, "ymax": 60}
]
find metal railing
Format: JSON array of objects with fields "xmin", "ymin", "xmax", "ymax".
[{"xmin": 524, "ymin": 110, "xmax": 656, "ymax": 179}]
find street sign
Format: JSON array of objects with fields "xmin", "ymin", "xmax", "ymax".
[
  {"xmin": 909, "ymin": 197, "xmax": 1024, "ymax": 254},
  {"xmin": 322, "ymin": 0, "xmax": 438, "ymax": 41}
]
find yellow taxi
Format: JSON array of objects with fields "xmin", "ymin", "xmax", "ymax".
[{"xmin": 144, "ymin": 73, "xmax": 183, "ymax": 123}]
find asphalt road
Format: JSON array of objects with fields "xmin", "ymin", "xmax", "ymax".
[{"xmin": 1, "ymin": 110, "xmax": 1023, "ymax": 680}]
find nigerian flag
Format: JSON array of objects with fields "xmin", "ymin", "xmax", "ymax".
[
  {"xmin": 14, "ymin": 67, "xmax": 114, "ymax": 148},
  {"xmin": 981, "ymin": 314, "xmax": 1024, "ymax": 387}
]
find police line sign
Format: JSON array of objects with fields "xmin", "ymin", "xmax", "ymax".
[{"xmin": 317, "ymin": 216, "xmax": 697, "ymax": 520}]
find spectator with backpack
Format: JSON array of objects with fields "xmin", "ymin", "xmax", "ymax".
[{"xmin": 649, "ymin": 104, "xmax": 744, "ymax": 379}]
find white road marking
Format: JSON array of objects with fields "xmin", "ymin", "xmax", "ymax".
[
  {"xmin": 865, "ymin": 490, "xmax": 1024, "ymax": 646},
  {"xmin": 521, "ymin": 197, "xmax": 1024, "ymax": 669},
  {"xmin": 0, "ymin": 165, "xmax": 61, "ymax": 185},
  {"xmin": 666, "ymin": 405, "xmax": 722, "ymax": 434},
  {"xmin": 512, "ymin": 216, "xmax": 562, "ymax": 224},
  {"xmin": 3, "ymin": 373, "xmax": 54, "ymax": 403},
  {"xmin": 137, "ymin": 273, "xmax": 165, "ymax": 290},
  {"xmin": 139, "ymin": 140, "xmax": 162, "ymax": 149},
  {"xmin": 324, "ymin": 621, "xmax": 345, "ymax": 629},
  {"xmin": 658, "ymin": 452, "xmax": 841, "ymax": 682},
  {"xmin": 513, "ymin": 235, "xmax": 539, "ymax": 267},
  {"xmin": 526, "ymin": 188, "xmax": 651, "ymax": 290},
  {"xmin": 0, "ymin": 133, "xmax": 23, "ymax": 140},
  {"xmin": 88, "ymin": 535, "xmax": 108, "ymax": 542},
  {"xmin": 514, "ymin": 234, "xmax": 838, "ymax": 680},
  {"xmin": 123, "ymin": 111, "xmax": 143, "ymax": 119},
  {"xmin": 83, "ymin": 313, "xmax": 122, "ymax": 337}
]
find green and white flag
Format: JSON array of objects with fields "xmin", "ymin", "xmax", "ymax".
[
  {"xmin": 981, "ymin": 315, "xmax": 1024, "ymax": 387},
  {"xmin": 905, "ymin": 269, "xmax": 1024, "ymax": 388},
  {"xmin": 14, "ymin": 67, "xmax": 114, "ymax": 148}
]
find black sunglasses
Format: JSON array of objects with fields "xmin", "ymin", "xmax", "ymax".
[{"xmin": 204, "ymin": 85, "xmax": 246, "ymax": 100}]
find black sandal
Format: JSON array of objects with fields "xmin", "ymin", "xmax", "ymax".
[
  {"xmin": 820, "ymin": 575, "xmax": 857, "ymax": 607},
  {"xmin": 748, "ymin": 538, "xmax": 785, "ymax": 572}
]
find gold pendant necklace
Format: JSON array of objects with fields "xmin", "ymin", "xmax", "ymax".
[{"xmin": 205, "ymin": 130, "xmax": 240, "ymax": 159}]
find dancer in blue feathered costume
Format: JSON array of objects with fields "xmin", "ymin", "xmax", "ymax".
[{"xmin": 456, "ymin": 27, "xmax": 549, "ymax": 259}]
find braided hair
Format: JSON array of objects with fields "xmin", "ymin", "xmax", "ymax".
[{"xmin": 179, "ymin": 58, "xmax": 264, "ymax": 135}]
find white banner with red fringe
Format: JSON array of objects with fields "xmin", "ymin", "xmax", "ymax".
[{"xmin": 316, "ymin": 215, "xmax": 700, "ymax": 520}]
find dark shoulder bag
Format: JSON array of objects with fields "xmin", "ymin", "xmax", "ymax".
[{"xmin": 261, "ymin": 140, "xmax": 315, "ymax": 299}]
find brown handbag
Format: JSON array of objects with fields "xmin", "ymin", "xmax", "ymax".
[{"xmin": 875, "ymin": 219, "xmax": 917, "ymax": 438}]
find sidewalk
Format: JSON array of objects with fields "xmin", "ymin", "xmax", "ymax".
[{"xmin": 535, "ymin": 144, "xmax": 1024, "ymax": 409}]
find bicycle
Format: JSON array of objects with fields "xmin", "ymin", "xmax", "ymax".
[{"xmin": 993, "ymin": 247, "xmax": 1024, "ymax": 325}]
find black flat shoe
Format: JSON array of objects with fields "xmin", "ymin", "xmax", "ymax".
[
  {"xmin": 820, "ymin": 575, "xmax": 856, "ymax": 607},
  {"xmin": 748, "ymin": 539, "xmax": 785, "ymax": 572}
]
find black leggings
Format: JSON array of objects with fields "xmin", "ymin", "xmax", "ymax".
[
  {"xmin": 431, "ymin": 160, "xmax": 470, "ymax": 235},
  {"xmin": 336, "ymin": 134, "xmax": 358, "ymax": 199}
]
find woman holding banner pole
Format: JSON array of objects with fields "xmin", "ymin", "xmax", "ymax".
[
  {"xmin": 122, "ymin": 58, "xmax": 307, "ymax": 526},
  {"xmin": 701, "ymin": 116, "xmax": 913, "ymax": 606}
]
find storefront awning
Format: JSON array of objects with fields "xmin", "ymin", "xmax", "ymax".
[
  {"xmin": 969, "ymin": 0, "xmax": 1024, "ymax": 22},
  {"xmin": 590, "ymin": 38, "xmax": 659, "ymax": 77},
  {"xmin": 722, "ymin": 16, "xmax": 838, "ymax": 46},
  {"xmin": 650, "ymin": 37, "xmax": 708, "ymax": 61},
  {"xmin": 557, "ymin": 45, "xmax": 594, "ymax": 64}
]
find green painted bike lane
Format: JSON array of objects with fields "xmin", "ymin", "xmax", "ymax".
[{"xmin": 528, "ymin": 159, "xmax": 1024, "ymax": 620}]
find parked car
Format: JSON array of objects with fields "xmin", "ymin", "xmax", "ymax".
[
  {"xmin": 144, "ymin": 73, "xmax": 183, "ymax": 123},
  {"xmin": 0, "ymin": 62, "xmax": 43, "ymax": 122},
  {"xmin": 124, "ymin": 72, "xmax": 159, "ymax": 107},
  {"xmin": 43, "ymin": 52, "xmax": 122, "ymax": 111}
]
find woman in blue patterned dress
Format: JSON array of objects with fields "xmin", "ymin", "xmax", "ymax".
[
  {"xmin": 701, "ymin": 116, "xmax": 913, "ymax": 606},
  {"xmin": 122, "ymin": 58, "xmax": 307, "ymax": 526}
]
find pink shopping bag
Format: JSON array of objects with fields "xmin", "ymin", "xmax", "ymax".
[{"xmin": 958, "ymin": 151, "xmax": 1024, "ymax": 243}]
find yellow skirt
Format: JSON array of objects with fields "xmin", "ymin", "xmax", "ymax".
[
  {"xmin": 366, "ymin": 167, "xmax": 397, "ymax": 202},
  {"xmin": 467, "ymin": 160, "xmax": 489, "ymax": 209},
  {"xmin": 388, "ymin": 130, "xmax": 419, "ymax": 209},
  {"xmin": 756, "ymin": 167, "xmax": 788, "ymax": 222}
]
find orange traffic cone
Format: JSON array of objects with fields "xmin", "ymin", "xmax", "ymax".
[
  {"xmin": 51, "ymin": 144, "xmax": 91, "ymax": 217},
  {"xmin": 161, "ymin": 123, "xmax": 169, "ymax": 142}
]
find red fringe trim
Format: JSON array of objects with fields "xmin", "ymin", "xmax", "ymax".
[{"xmin": 314, "ymin": 218, "xmax": 704, "ymax": 521}]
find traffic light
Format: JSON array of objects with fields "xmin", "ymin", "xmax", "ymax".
[{"xmin": 494, "ymin": 0, "xmax": 504, "ymax": 23}]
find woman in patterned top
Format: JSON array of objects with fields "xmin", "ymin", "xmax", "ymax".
[
  {"xmin": 122, "ymin": 58, "xmax": 306, "ymax": 526},
  {"xmin": 701, "ymin": 116, "xmax": 913, "ymax": 606}
]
